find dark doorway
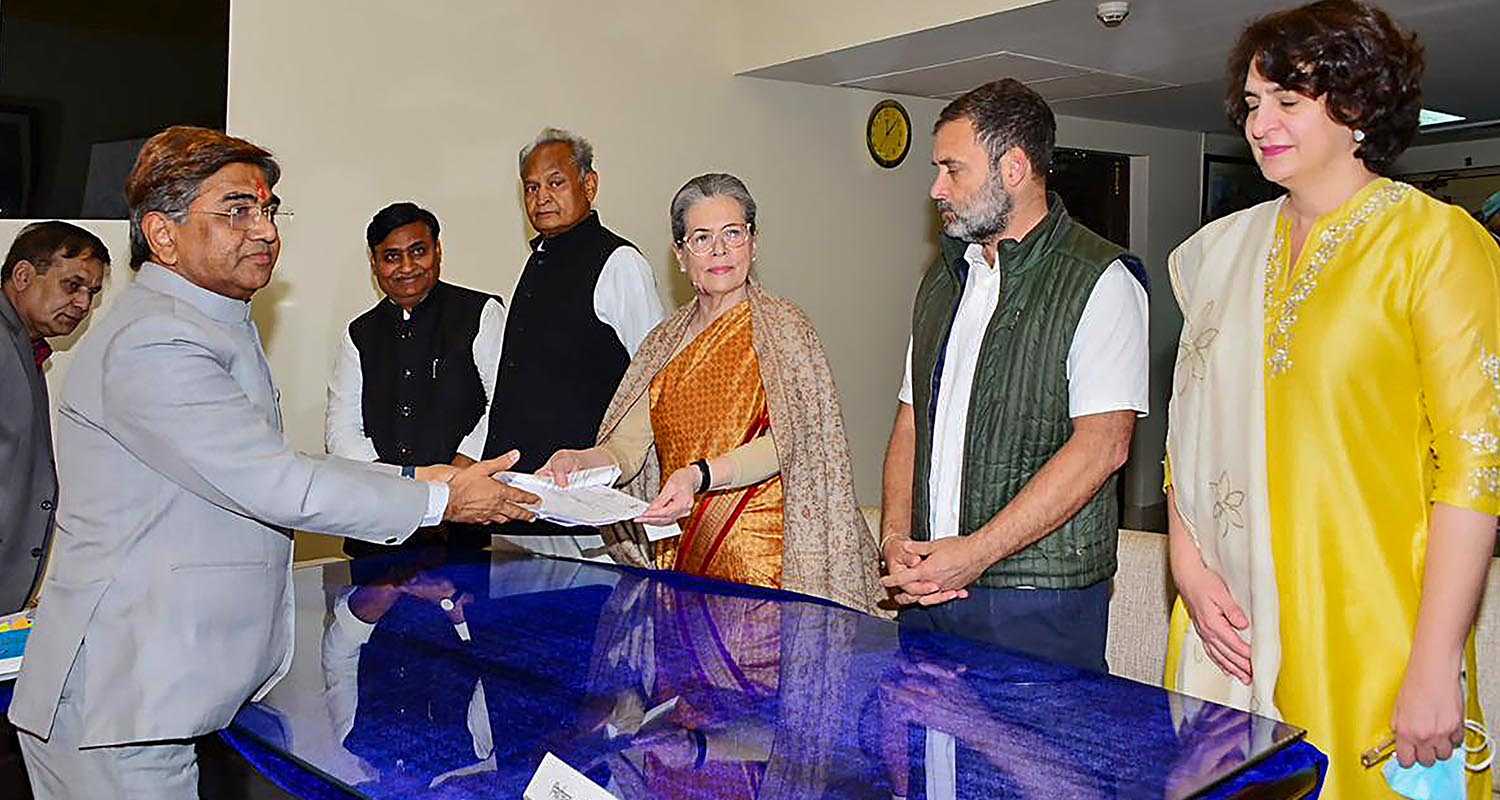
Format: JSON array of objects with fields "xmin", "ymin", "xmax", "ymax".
[
  {"xmin": 1050, "ymin": 147, "xmax": 1142, "ymax": 528},
  {"xmin": 0, "ymin": 0, "xmax": 230, "ymax": 219},
  {"xmin": 1050, "ymin": 148, "xmax": 1130, "ymax": 248}
]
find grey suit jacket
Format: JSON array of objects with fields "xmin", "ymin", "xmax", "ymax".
[
  {"xmin": 0, "ymin": 291, "xmax": 55, "ymax": 615},
  {"xmin": 9, "ymin": 264, "xmax": 431, "ymax": 747}
]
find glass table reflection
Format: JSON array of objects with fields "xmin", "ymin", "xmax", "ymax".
[{"xmin": 223, "ymin": 542, "xmax": 1324, "ymax": 799}]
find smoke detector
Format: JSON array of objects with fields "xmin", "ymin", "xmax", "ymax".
[{"xmin": 1096, "ymin": 1, "xmax": 1130, "ymax": 27}]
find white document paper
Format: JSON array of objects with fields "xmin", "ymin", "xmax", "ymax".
[
  {"xmin": 642, "ymin": 522, "xmax": 681, "ymax": 542},
  {"xmin": 524, "ymin": 752, "xmax": 617, "ymax": 800},
  {"xmin": 498, "ymin": 466, "xmax": 648, "ymax": 527}
]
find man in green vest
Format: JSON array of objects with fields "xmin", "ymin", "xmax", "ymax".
[{"xmin": 879, "ymin": 79, "xmax": 1149, "ymax": 673}]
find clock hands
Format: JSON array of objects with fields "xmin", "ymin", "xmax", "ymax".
[{"xmin": 869, "ymin": 102, "xmax": 907, "ymax": 165}]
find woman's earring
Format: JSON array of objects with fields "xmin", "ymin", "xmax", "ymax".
[{"xmin": 1353, "ymin": 129, "xmax": 1366, "ymax": 143}]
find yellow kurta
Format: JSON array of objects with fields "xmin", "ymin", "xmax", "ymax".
[{"xmin": 1167, "ymin": 178, "xmax": 1500, "ymax": 798}]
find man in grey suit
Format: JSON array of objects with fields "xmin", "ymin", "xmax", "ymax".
[
  {"xmin": 0, "ymin": 222, "xmax": 108, "ymax": 614},
  {"xmin": 8, "ymin": 126, "xmax": 540, "ymax": 799}
]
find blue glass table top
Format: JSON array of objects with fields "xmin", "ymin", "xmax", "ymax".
[{"xmin": 225, "ymin": 546, "xmax": 1321, "ymax": 799}]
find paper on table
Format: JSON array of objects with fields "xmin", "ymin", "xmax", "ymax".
[
  {"xmin": 498, "ymin": 466, "xmax": 648, "ymax": 527},
  {"xmin": 0, "ymin": 609, "xmax": 34, "ymax": 681}
]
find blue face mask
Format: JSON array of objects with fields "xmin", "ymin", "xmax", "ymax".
[
  {"xmin": 1380, "ymin": 719, "xmax": 1493, "ymax": 800},
  {"xmin": 1382, "ymin": 751, "xmax": 1466, "ymax": 800}
]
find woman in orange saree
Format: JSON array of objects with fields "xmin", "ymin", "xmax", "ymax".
[{"xmin": 540, "ymin": 173, "xmax": 884, "ymax": 615}]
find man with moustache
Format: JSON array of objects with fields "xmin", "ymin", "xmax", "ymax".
[
  {"xmin": 0, "ymin": 221, "xmax": 108, "ymax": 613},
  {"xmin": 878, "ymin": 79, "xmax": 1150, "ymax": 673},
  {"xmin": 481, "ymin": 127, "xmax": 664, "ymax": 559},
  {"xmin": 8, "ymin": 126, "xmax": 537, "ymax": 798},
  {"xmin": 326, "ymin": 202, "xmax": 505, "ymax": 557}
]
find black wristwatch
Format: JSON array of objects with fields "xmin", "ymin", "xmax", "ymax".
[{"xmin": 692, "ymin": 459, "xmax": 712, "ymax": 493}]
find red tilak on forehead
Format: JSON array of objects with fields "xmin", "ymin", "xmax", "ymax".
[{"xmin": 253, "ymin": 178, "xmax": 270, "ymax": 203}]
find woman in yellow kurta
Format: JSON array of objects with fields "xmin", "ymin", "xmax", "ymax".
[
  {"xmin": 1163, "ymin": 2, "xmax": 1498, "ymax": 797},
  {"xmin": 539, "ymin": 174, "xmax": 884, "ymax": 615}
]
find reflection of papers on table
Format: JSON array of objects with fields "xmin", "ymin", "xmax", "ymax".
[
  {"xmin": 605, "ymin": 695, "xmax": 679, "ymax": 740},
  {"xmin": 498, "ymin": 467, "xmax": 681, "ymax": 541},
  {"xmin": 524, "ymin": 752, "xmax": 617, "ymax": 800},
  {"xmin": 0, "ymin": 609, "xmax": 34, "ymax": 680}
]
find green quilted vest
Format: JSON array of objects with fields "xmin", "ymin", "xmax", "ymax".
[{"xmin": 909, "ymin": 197, "xmax": 1138, "ymax": 589}]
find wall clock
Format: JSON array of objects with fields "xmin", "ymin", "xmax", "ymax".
[{"xmin": 866, "ymin": 99, "xmax": 911, "ymax": 169}]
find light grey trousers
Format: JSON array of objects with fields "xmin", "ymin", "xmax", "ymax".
[{"xmin": 17, "ymin": 644, "xmax": 199, "ymax": 800}]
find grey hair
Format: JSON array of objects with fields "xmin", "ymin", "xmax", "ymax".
[
  {"xmin": 669, "ymin": 173, "xmax": 757, "ymax": 244},
  {"xmin": 518, "ymin": 127, "xmax": 595, "ymax": 177}
]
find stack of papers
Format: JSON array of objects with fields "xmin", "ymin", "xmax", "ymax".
[
  {"xmin": 496, "ymin": 466, "xmax": 681, "ymax": 542},
  {"xmin": 497, "ymin": 466, "xmax": 649, "ymax": 527},
  {"xmin": 1, "ymin": 609, "xmax": 34, "ymax": 681}
]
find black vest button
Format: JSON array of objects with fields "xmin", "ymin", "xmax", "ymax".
[
  {"xmin": 40, "ymin": 500, "xmax": 54, "ymax": 511},
  {"xmin": 30, "ymin": 547, "xmax": 43, "ymax": 558}
]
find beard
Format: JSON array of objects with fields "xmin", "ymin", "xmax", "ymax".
[{"xmin": 937, "ymin": 176, "xmax": 1012, "ymax": 243}]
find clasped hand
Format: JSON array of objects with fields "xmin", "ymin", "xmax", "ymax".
[{"xmin": 879, "ymin": 535, "xmax": 987, "ymax": 607}]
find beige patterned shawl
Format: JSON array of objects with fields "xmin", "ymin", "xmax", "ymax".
[
  {"xmin": 592, "ymin": 280, "xmax": 886, "ymax": 616},
  {"xmin": 1166, "ymin": 198, "xmax": 1283, "ymax": 717}
]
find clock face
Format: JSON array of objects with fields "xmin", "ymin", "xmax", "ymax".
[{"xmin": 867, "ymin": 100, "xmax": 911, "ymax": 169}]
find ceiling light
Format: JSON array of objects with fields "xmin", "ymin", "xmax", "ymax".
[
  {"xmin": 1096, "ymin": 2, "xmax": 1129, "ymax": 27},
  {"xmin": 1419, "ymin": 108, "xmax": 1465, "ymax": 127}
]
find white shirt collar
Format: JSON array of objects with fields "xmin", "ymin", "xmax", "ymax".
[{"xmin": 962, "ymin": 242, "xmax": 996, "ymax": 274}]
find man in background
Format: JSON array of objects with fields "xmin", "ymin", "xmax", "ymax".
[
  {"xmin": 326, "ymin": 202, "xmax": 505, "ymax": 557},
  {"xmin": 0, "ymin": 221, "xmax": 107, "ymax": 614},
  {"xmin": 481, "ymin": 127, "xmax": 664, "ymax": 559}
]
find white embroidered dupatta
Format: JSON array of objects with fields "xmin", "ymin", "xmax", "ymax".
[{"xmin": 1166, "ymin": 198, "xmax": 1283, "ymax": 718}]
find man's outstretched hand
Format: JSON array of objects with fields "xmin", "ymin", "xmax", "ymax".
[{"xmin": 441, "ymin": 450, "xmax": 540, "ymax": 525}]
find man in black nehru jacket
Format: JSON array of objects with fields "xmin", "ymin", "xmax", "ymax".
[
  {"xmin": 481, "ymin": 128, "xmax": 664, "ymax": 559},
  {"xmin": 326, "ymin": 202, "xmax": 505, "ymax": 557}
]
